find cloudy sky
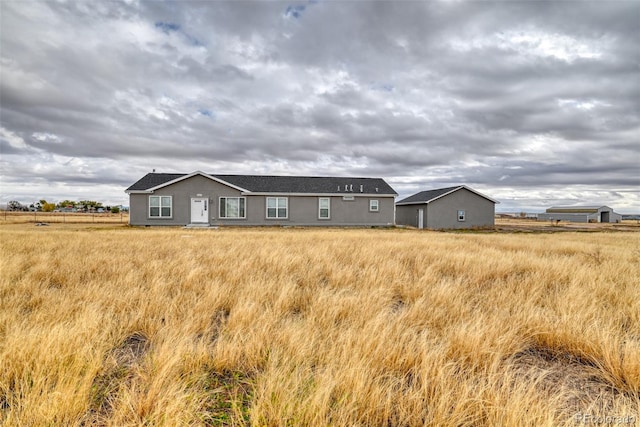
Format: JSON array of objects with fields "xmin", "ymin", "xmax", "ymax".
[{"xmin": 1, "ymin": 0, "xmax": 638, "ymax": 212}]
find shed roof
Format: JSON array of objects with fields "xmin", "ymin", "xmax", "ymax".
[
  {"xmin": 126, "ymin": 171, "xmax": 397, "ymax": 195},
  {"xmin": 396, "ymin": 185, "xmax": 498, "ymax": 205}
]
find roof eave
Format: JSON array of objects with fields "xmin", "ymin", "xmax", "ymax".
[
  {"xmin": 244, "ymin": 192, "xmax": 397, "ymax": 197},
  {"xmin": 125, "ymin": 190, "xmax": 153, "ymax": 194},
  {"xmin": 396, "ymin": 200, "xmax": 430, "ymax": 206}
]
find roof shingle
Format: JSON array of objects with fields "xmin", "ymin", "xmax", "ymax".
[{"xmin": 396, "ymin": 186, "xmax": 462, "ymax": 204}]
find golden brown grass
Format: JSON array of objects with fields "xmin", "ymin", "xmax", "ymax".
[{"xmin": 1, "ymin": 224, "xmax": 638, "ymax": 426}]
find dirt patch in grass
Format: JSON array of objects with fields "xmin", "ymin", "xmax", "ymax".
[
  {"xmin": 112, "ymin": 332, "xmax": 150, "ymax": 368},
  {"xmin": 82, "ymin": 332, "xmax": 151, "ymax": 425},
  {"xmin": 509, "ymin": 346, "xmax": 639, "ymax": 420},
  {"xmin": 209, "ymin": 308, "xmax": 230, "ymax": 344},
  {"xmin": 199, "ymin": 370, "xmax": 253, "ymax": 426}
]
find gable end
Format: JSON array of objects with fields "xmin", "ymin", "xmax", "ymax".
[{"xmin": 125, "ymin": 171, "xmax": 249, "ymax": 194}]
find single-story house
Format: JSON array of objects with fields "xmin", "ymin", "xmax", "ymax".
[
  {"xmin": 537, "ymin": 206, "xmax": 622, "ymax": 223},
  {"xmin": 125, "ymin": 171, "xmax": 397, "ymax": 227},
  {"xmin": 395, "ymin": 186, "xmax": 498, "ymax": 229}
]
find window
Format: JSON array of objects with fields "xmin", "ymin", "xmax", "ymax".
[
  {"xmin": 458, "ymin": 210, "xmax": 466, "ymax": 221},
  {"xmin": 219, "ymin": 197, "xmax": 246, "ymax": 218},
  {"xmin": 369, "ymin": 199, "xmax": 379, "ymax": 212},
  {"xmin": 267, "ymin": 197, "xmax": 288, "ymax": 218},
  {"xmin": 149, "ymin": 196, "xmax": 172, "ymax": 218},
  {"xmin": 319, "ymin": 198, "xmax": 330, "ymax": 219}
]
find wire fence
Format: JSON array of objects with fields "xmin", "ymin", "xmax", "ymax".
[{"xmin": 1, "ymin": 211, "xmax": 129, "ymax": 224}]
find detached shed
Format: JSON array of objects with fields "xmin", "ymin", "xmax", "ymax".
[
  {"xmin": 537, "ymin": 206, "xmax": 622, "ymax": 223},
  {"xmin": 396, "ymin": 186, "xmax": 498, "ymax": 229}
]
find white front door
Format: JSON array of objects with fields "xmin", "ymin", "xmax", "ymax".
[
  {"xmin": 190, "ymin": 198, "xmax": 208, "ymax": 223},
  {"xmin": 418, "ymin": 209, "xmax": 424, "ymax": 229}
]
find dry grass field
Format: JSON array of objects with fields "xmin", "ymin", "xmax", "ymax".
[{"xmin": 0, "ymin": 223, "xmax": 639, "ymax": 426}]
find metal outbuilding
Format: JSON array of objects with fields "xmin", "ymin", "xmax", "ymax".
[{"xmin": 537, "ymin": 206, "xmax": 622, "ymax": 223}]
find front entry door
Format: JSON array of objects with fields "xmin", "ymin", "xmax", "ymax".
[
  {"xmin": 418, "ymin": 209, "xmax": 424, "ymax": 229},
  {"xmin": 190, "ymin": 198, "xmax": 208, "ymax": 223}
]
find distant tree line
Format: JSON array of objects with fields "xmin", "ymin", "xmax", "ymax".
[{"xmin": 6, "ymin": 199, "xmax": 125, "ymax": 214}]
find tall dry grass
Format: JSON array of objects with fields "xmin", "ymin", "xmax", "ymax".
[{"xmin": 0, "ymin": 225, "xmax": 638, "ymax": 426}]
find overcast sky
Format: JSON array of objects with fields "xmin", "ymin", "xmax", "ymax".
[{"xmin": 1, "ymin": 0, "xmax": 639, "ymax": 212}]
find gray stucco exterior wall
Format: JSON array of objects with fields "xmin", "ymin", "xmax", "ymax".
[
  {"xmin": 426, "ymin": 189, "xmax": 495, "ymax": 229},
  {"xmin": 395, "ymin": 204, "xmax": 418, "ymax": 228},
  {"xmin": 129, "ymin": 175, "xmax": 395, "ymax": 226},
  {"xmin": 396, "ymin": 188, "xmax": 495, "ymax": 229}
]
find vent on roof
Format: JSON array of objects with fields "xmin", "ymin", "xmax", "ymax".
[{"xmin": 360, "ymin": 185, "xmax": 363, "ymax": 192}]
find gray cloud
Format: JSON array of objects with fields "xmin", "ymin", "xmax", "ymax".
[{"xmin": 1, "ymin": 0, "xmax": 638, "ymax": 212}]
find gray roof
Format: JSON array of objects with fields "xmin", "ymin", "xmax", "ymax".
[
  {"xmin": 126, "ymin": 173, "xmax": 184, "ymax": 191},
  {"xmin": 126, "ymin": 172, "xmax": 397, "ymax": 195},
  {"xmin": 396, "ymin": 186, "xmax": 462, "ymax": 204},
  {"xmin": 396, "ymin": 185, "xmax": 498, "ymax": 205}
]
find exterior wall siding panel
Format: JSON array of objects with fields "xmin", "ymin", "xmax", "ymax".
[
  {"xmin": 426, "ymin": 188, "xmax": 495, "ymax": 229},
  {"xmin": 395, "ymin": 205, "xmax": 418, "ymax": 228}
]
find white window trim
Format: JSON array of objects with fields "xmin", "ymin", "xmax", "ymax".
[
  {"xmin": 219, "ymin": 197, "xmax": 246, "ymax": 219},
  {"xmin": 319, "ymin": 197, "xmax": 330, "ymax": 219},
  {"xmin": 266, "ymin": 197, "xmax": 288, "ymax": 219},
  {"xmin": 149, "ymin": 195, "xmax": 172, "ymax": 218},
  {"xmin": 369, "ymin": 199, "xmax": 379, "ymax": 212},
  {"xmin": 457, "ymin": 210, "xmax": 466, "ymax": 222}
]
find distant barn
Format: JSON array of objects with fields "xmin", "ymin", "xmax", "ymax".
[{"xmin": 537, "ymin": 206, "xmax": 622, "ymax": 223}]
